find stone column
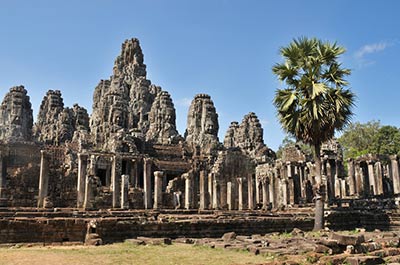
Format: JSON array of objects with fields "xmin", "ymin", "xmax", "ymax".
[
  {"xmin": 220, "ymin": 181, "xmax": 227, "ymax": 209},
  {"xmin": 368, "ymin": 161, "xmax": 376, "ymax": 195},
  {"xmin": 143, "ymin": 158, "xmax": 152, "ymax": 209},
  {"xmin": 281, "ymin": 179, "xmax": 288, "ymax": 206},
  {"xmin": 77, "ymin": 153, "xmax": 88, "ymax": 208},
  {"xmin": 262, "ymin": 178, "xmax": 269, "ymax": 209},
  {"xmin": 199, "ymin": 170, "xmax": 208, "ymax": 210},
  {"xmin": 347, "ymin": 159, "xmax": 356, "ymax": 196},
  {"xmin": 341, "ymin": 179, "xmax": 346, "ymax": 198},
  {"xmin": 184, "ymin": 172, "xmax": 192, "ymax": 209},
  {"xmin": 255, "ymin": 176, "xmax": 261, "ymax": 205},
  {"xmin": 111, "ymin": 156, "xmax": 121, "ymax": 208},
  {"xmin": 375, "ymin": 162, "xmax": 384, "ymax": 195},
  {"xmin": 391, "ymin": 155, "xmax": 400, "ymax": 195},
  {"xmin": 334, "ymin": 177, "xmax": 341, "ymax": 198},
  {"xmin": 153, "ymin": 171, "xmax": 163, "ymax": 209},
  {"xmin": 130, "ymin": 159, "xmax": 137, "ymax": 188},
  {"xmin": 121, "ymin": 174, "xmax": 129, "ymax": 209},
  {"xmin": 237, "ymin": 177, "xmax": 243, "ymax": 210},
  {"xmin": 247, "ymin": 174, "xmax": 255, "ymax": 210},
  {"xmin": 212, "ymin": 178, "xmax": 219, "ymax": 209},
  {"xmin": 355, "ymin": 163, "xmax": 363, "ymax": 196},
  {"xmin": 208, "ymin": 173, "xmax": 213, "ymax": 209},
  {"xmin": 83, "ymin": 175, "xmax": 93, "ymax": 209},
  {"xmin": 268, "ymin": 172, "xmax": 275, "ymax": 208},
  {"xmin": 227, "ymin": 181, "xmax": 233, "ymax": 210},
  {"xmin": 37, "ymin": 150, "xmax": 49, "ymax": 208}
]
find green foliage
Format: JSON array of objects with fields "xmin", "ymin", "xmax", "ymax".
[
  {"xmin": 338, "ymin": 121, "xmax": 400, "ymax": 160},
  {"xmin": 276, "ymin": 135, "xmax": 313, "ymax": 159},
  {"xmin": 272, "ymin": 37, "xmax": 355, "ymax": 149}
]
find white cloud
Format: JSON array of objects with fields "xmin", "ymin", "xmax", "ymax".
[
  {"xmin": 175, "ymin": 97, "xmax": 192, "ymax": 107},
  {"xmin": 355, "ymin": 42, "xmax": 389, "ymax": 59},
  {"xmin": 353, "ymin": 41, "xmax": 394, "ymax": 68}
]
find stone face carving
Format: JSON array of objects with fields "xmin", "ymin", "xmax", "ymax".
[
  {"xmin": 34, "ymin": 90, "xmax": 64, "ymax": 144},
  {"xmin": 146, "ymin": 91, "xmax": 181, "ymax": 144},
  {"xmin": 224, "ymin": 112, "xmax": 273, "ymax": 159},
  {"xmin": 0, "ymin": 86, "xmax": 33, "ymax": 142},
  {"xmin": 34, "ymin": 90, "xmax": 89, "ymax": 144},
  {"xmin": 185, "ymin": 94, "xmax": 220, "ymax": 155},
  {"xmin": 90, "ymin": 38, "xmax": 162, "ymax": 151}
]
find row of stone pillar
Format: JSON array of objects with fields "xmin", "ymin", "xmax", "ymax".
[{"xmin": 347, "ymin": 158, "xmax": 386, "ymax": 197}]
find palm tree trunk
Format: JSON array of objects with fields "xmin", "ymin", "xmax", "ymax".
[{"xmin": 313, "ymin": 143, "xmax": 325, "ymax": 231}]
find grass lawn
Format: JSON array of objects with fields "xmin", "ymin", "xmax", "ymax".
[{"xmin": 0, "ymin": 242, "xmax": 270, "ymax": 265}]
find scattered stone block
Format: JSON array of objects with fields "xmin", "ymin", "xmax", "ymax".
[
  {"xmin": 330, "ymin": 232, "xmax": 365, "ymax": 246},
  {"xmin": 314, "ymin": 244, "xmax": 333, "ymax": 255},
  {"xmin": 345, "ymin": 256, "xmax": 385, "ymax": 265},
  {"xmin": 222, "ymin": 232, "xmax": 237, "ymax": 242}
]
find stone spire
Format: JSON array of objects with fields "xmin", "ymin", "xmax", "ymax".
[
  {"xmin": 146, "ymin": 91, "xmax": 181, "ymax": 144},
  {"xmin": 0, "ymin": 86, "xmax": 33, "ymax": 142},
  {"xmin": 90, "ymin": 38, "xmax": 161, "ymax": 151},
  {"xmin": 185, "ymin": 94, "xmax": 220, "ymax": 155},
  {"xmin": 224, "ymin": 112, "xmax": 273, "ymax": 159},
  {"xmin": 34, "ymin": 90, "xmax": 64, "ymax": 144},
  {"xmin": 34, "ymin": 90, "xmax": 89, "ymax": 144}
]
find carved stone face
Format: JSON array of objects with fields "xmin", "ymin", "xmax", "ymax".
[{"xmin": 112, "ymin": 109, "xmax": 124, "ymax": 128}]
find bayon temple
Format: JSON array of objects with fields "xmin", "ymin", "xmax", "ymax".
[{"xmin": 1, "ymin": 38, "xmax": 400, "ymax": 216}]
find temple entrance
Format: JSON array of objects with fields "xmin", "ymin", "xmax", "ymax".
[{"xmin": 96, "ymin": 169, "xmax": 107, "ymax": 186}]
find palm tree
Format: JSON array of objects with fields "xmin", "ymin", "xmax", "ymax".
[{"xmin": 272, "ymin": 37, "xmax": 355, "ymax": 230}]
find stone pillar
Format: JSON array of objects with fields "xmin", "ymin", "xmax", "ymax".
[
  {"xmin": 268, "ymin": 173, "xmax": 275, "ymax": 208},
  {"xmin": 208, "ymin": 173, "xmax": 213, "ymax": 209},
  {"xmin": 355, "ymin": 163, "xmax": 363, "ymax": 196},
  {"xmin": 153, "ymin": 171, "xmax": 163, "ymax": 209},
  {"xmin": 237, "ymin": 177, "xmax": 243, "ymax": 210},
  {"xmin": 111, "ymin": 156, "xmax": 121, "ymax": 208},
  {"xmin": 130, "ymin": 159, "xmax": 138, "ymax": 188},
  {"xmin": 121, "ymin": 174, "xmax": 129, "ymax": 209},
  {"xmin": 368, "ymin": 161, "xmax": 376, "ymax": 195},
  {"xmin": 184, "ymin": 173, "xmax": 192, "ymax": 209},
  {"xmin": 212, "ymin": 178, "xmax": 219, "ymax": 209},
  {"xmin": 375, "ymin": 162, "xmax": 384, "ymax": 195},
  {"xmin": 341, "ymin": 179, "xmax": 346, "ymax": 198},
  {"xmin": 77, "ymin": 153, "xmax": 88, "ymax": 208},
  {"xmin": 37, "ymin": 150, "xmax": 49, "ymax": 208},
  {"xmin": 255, "ymin": 176, "xmax": 261, "ymax": 205},
  {"xmin": 199, "ymin": 170, "xmax": 208, "ymax": 210},
  {"xmin": 143, "ymin": 158, "xmax": 152, "ymax": 209},
  {"xmin": 262, "ymin": 178, "xmax": 269, "ymax": 209},
  {"xmin": 391, "ymin": 155, "xmax": 400, "ymax": 195},
  {"xmin": 247, "ymin": 174, "xmax": 255, "ymax": 210},
  {"xmin": 281, "ymin": 179, "xmax": 288, "ymax": 206},
  {"xmin": 83, "ymin": 175, "xmax": 93, "ymax": 209},
  {"xmin": 299, "ymin": 163, "xmax": 306, "ymax": 199},
  {"xmin": 220, "ymin": 181, "xmax": 227, "ymax": 209},
  {"xmin": 227, "ymin": 181, "xmax": 233, "ymax": 210},
  {"xmin": 347, "ymin": 159, "xmax": 356, "ymax": 196},
  {"xmin": 334, "ymin": 177, "xmax": 341, "ymax": 198}
]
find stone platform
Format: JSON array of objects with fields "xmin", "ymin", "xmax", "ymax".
[{"xmin": 0, "ymin": 207, "xmax": 399, "ymax": 245}]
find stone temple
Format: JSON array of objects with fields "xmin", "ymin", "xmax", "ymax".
[{"xmin": 1, "ymin": 38, "xmax": 400, "ymax": 244}]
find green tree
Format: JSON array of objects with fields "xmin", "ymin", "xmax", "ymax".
[
  {"xmin": 272, "ymin": 37, "xmax": 355, "ymax": 230},
  {"xmin": 276, "ymin": 135, "xmax": 313, "ymax": 159},
  {"xmin": 338, "ymin": 121, "xmax": 380, "ymax": 159},
  {"xmin": 371, "ymin": 125, "xmax": 400, "ymax": 156},
  {"xmin": 338, "ymin": 122, "xmax": 400, "ymax": 160}
]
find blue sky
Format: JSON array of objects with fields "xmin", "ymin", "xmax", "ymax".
[{"xmin": 0, "ymin": 0, "xmax": 399, "ymax": 150}]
